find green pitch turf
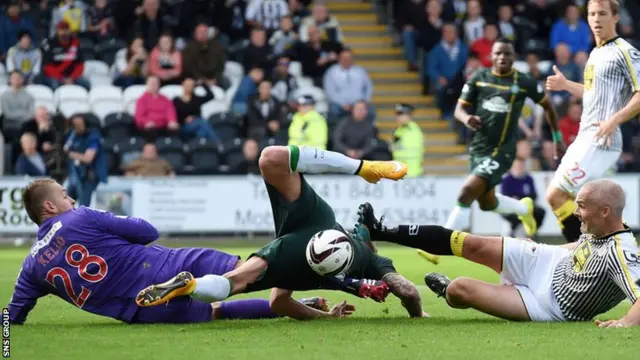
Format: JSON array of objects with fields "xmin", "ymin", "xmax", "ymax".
[{"xmin": 2, "ymin": 243, "xmax": 640, "ymax": 360}]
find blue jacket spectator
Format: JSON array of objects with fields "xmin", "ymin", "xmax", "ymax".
[
  {"xmin": 15, "ymin": 132, "xmax": 48, "ymax": 177},
  {"xmin": 0, "ymin": 2, "xmax": 35, "ymax": 56},
  {"xmin": 548, "ymin": 43, "xmax": 582, "ymax": 103},
  {"xmin": 64, "ymin": 115, "xmax": 107, "ymax": 206},
  {"xmin": 231, "ymin": 67, "xmax": 264, "ymax": 115},
  {"xmin": 550, "ymin": 4, "xmax": 591, "ymax": 54}
]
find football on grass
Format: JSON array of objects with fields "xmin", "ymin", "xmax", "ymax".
[{"xmin": 306, "ymin": 229, "xmax": 354, "ymax": 276}]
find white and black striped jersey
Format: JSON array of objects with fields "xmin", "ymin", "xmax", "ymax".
[
  {"xmin": 245, "ymin": 0, "xmax": 289, "ymax": 30},
  {"xmin": 551, "ymin": 228, "xmax": 640, "ymax": 321},
  {"xmin": 580, "ymin": 37, "xmax": 640, "ymax": 152}
]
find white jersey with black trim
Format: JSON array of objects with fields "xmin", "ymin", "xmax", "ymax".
[
  {"xmin": 581, "ymin": 37, "xmax": 640, "ymax": 151},
  {"xmin": 551, "ymin": 228, "xmax": 640, "ymax": 321}
]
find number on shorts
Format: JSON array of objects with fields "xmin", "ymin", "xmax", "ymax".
[
  {"xmin": 477, "ymin": 159, "xmax": 500, "ymax": 175},
  {"xmin": 45, "ymin": 244, "xmax": 109, "ymax": 308},
  {"xmin": 565, "ymin": 162, "xmax": 586, "ymax": 186}
]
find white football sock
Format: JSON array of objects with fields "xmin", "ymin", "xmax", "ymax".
[
  {"xmin": 289, "ymin": 145, "xmax": 362, "ymax": 175},
  {"xmin": 493, "ymin": 194, "xmax": 529, "ymax": 215},
  {"xmin": 190, "ymin": 275, "xmax": 231, "ymax": 303},
  {"xmin": 445, "ymin": 205, "xmax": 471, "ymax": 230}
]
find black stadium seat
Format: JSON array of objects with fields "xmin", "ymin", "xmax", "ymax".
[
  {"xmin": 162, "ymin": 152, "xmax": 186, "ymax": 174},
  {"xmin": 259, "ymin": 137, "xmax": 277, "ymax": 151},
  {"xmin": 101, "ymin": 137, "xmax": 119, "ymax": 174},
  {"xmin": 215, "ymin": 124, "xmax": 239, "ymax": 142},
  {"xmin": 156, "ymin": 136, "xmax": 184, "ymax": 152},
  {"xmin": 81, "ymin": 113, "xmax": 101, "ymax": 129},
  {"xmin": 115, "ymin": 136, "xmax": 144, "ymax": 166},
  {"xmin": 187, "ymin": 147, "xmax": 220, "ymax": 175},
  {"xmin": 209, "ymin": 112, "xmax": 236, "ymax": 126},
  {"xmin": 224, "ymin": 147, "xmax": 245, "ymax": 174},
  {"xmin": 103, "ymin": 113, "xmax": 133, "ymax": 139}
]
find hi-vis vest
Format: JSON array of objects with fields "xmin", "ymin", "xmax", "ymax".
[
  {"xmin": 288, "ymin": 110, "xmax": 328, "ymax": 150},
  {"xmin": 393, "ymin": 121, "xmax": 424, "ymax": 177}
]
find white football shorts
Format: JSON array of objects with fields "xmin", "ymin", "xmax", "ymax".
[
  {"xmin": 500, "ymin": 237, "xmax": 568, "ymax": 322},
  {"xmin": 550, "ymin": 134, "xmax": 621, "ymax": 196}
]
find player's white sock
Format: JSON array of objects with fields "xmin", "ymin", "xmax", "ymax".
[
  {"xmin": 444, "ymin": 205, "xmax": 470, "ymax": 230},
  {"xmin": 190, "ymin": 275, "xmax": 231, "ymax": 302},
  {"xmin": 289, "ymin": 145, "xmax": 362, "ymax": 175},
  {"xmin": 493, "ymin": 194, "xmax": 528, "ymax": 215}
]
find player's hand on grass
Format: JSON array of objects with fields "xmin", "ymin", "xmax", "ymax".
[
  {"xmin": 329, "ymin": 301, "xmax": 356, "ymax": 317},
  {"xmin": 595, "ymin": 319, "xmax": 635, "ymax": 328},
  {"xmin": 546, "ymin": 65, "xmax": 567, "ymax": 92},
  {"xmin": 595, "ymin": 118, "xmax": 617, "ymax": 149},
  {"xmin": 464, "ymin": 115, "xmax": 482, "ymax": 130}
]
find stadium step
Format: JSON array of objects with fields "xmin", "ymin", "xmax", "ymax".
[{"xmin": 332, "ymin": 0, "xmax": 466, "ymax": 172}]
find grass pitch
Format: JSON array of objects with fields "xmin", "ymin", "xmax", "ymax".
[{"xmin": 2, "ymin": 242, "xmax": 640, "ymax": 360}]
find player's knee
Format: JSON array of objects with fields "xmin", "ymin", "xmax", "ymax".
[
  {"xmin": 457, "ymin": 185, "xmax": 478, "ymax": 205},
  {"xmin": 477, "ymin": 199, "xmax": 496, "ymax": 211},
  {"xmin": 446, "ymin": 277, "xmax": 475, "ymax": 307},
  {"xmin": 259, "ymin": 146, "xmax": 289, "ymax": 173}
]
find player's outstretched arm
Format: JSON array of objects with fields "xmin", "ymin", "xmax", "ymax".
[
  {"xmin": 85, "ymin": 208, "xmax": 160, "ymax": 244},
  {"xmin": 546, "ymin": 65, "xmax": 584, "ymax": 99},
  {"xmin": 382, "ymin": 273, "xmax": 424, "ymax": 318},
  {"xmin": 8, "ymin": 269, "xmax": 48, "ymax": 325},
  {"xmin": 269, "ymin": 288, "xmax": 355, "ymax": 320}
]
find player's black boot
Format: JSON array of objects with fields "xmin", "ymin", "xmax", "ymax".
[
  {"xmin": 356, "ymin": 202, "xmax": 387, "ymax": 251},
  {"xmin": 424, "ymin": 272, "xmax": 451, "ymax": 298}
]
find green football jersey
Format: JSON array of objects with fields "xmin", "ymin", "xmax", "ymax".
[{"xmin": 458, "ymin": 68, "xmax": 546, "ymax": 155}]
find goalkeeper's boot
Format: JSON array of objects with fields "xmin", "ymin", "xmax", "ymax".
[
  {"xmin": 518, "ymin": 197, "xmax": 538, "ymax": 237},
  {"xmin": 356, "ymin": 202, "xmax": 387, "ymax": 243},
  {"xmin": 357, "ymin": 160, "xmax": 408, "ymax": 184},
  {"xmin": 136, "ymin": 271, "xmax": 196, "ymax": 307},
  {"xmin": 424, "ymin": 272, "xmax": 451, "ymax": 298},
  {"xmin": 300, "ymin": 297, "xmax": 330, "ymax": 312}
]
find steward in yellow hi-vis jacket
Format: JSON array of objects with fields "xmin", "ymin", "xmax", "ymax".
[
  {"xmin": 392, "ymin": 103, "xmax": 424, "ymax": 177},
  {"xmin": 288, "ymin": 95, "xmax": 328, "ymax": 150}
]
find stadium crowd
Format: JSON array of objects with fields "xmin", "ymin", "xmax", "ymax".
[{"xmin": 1, "ymin": 0, "xmax": 640, "ymax": 206}]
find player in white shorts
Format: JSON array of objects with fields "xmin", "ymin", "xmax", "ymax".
[
  {"xmin": 545, "ymin": 0, "xmax": 640, "ymax": 243},
  {"xmin": 357, "ymin": 179, "xmax": 640, "ymax": 325}
]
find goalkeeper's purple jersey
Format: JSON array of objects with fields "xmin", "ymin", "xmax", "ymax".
[{"xmin": 8, "ymin": 207, "xmax": 166, "ymax": 324}]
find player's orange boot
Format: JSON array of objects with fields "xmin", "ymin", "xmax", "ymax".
[
  {"xmin": 136, "ymin": 271, "xmax": 196, "ymax": 307},
  {"xmin": 357, "ymin": 160, "xmax": 408, "ymax": 183},
  {"xmin": 518, "ymin": 197, "xmax": 538, "ymax": 237}
]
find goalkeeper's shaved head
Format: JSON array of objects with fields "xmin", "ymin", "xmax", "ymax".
[{"xmin": 583, "ymin": 179, "xmax": 626, "ymax": 218}]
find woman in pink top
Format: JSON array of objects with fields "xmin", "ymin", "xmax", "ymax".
[
  {"xmin": 149, "ymin": 32, "xmax": 183, "ymax": 86},
  {"xmin": 134, "ymin": 76, "xmax": 179, "ymax": 139}
]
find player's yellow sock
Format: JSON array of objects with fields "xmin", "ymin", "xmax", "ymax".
[
  {"xmin": 553, "ymin": 199, "xmax": 582, "ymax": 242},
  {"xmin": 450, "ymin": 230, "xmax": 468, "ymax": 257}
]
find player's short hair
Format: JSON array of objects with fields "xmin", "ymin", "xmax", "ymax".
[
  {"xmin": 494, "ymin": 37, "xmax": 514, "ymax": 47},
  {"xmin": 22, "ymin": 179, "xmax": 58, "ymax": 225},
  {"xmin": 588, "ymin": 0, "xmax": 620, "ymax": 15}
]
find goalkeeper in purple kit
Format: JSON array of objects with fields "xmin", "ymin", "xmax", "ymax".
[{"xmin": 7, "ymin": 179, "xmax": 384, "ymax": 324}]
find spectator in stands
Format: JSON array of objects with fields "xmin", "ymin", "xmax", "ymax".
[
  {"xmin": 269, "ymin": 15, "xmax": 298, "ymax": 56},
  {"xmin": 19, "ymin": 106, "xmax": 55, "ymax": 155},
  {"xmin": 182, "ymin": 22, "xmax": 226, "ymax": 87},
  {"xmin": 288, "ymin": 0, "xmax": 310, "ymax": 31},
  {"xmin": 247, "ymin": 80, "xmax": 282, "ymax": 140},
  {"xmin": 15, "ymin": 132, "xmax": 48, "ymax": 176},
  {"xmin": 550, "ymin": 4, "xmax": 591, "ymax": 55},
  {"xmin": 500, "ymin": 141, "xmax": 546, "ymax": 240},
  {"xmin": 288, "ymin": 95, "xmax": 327, "ymax": 150},
  {"xmin": 392, "ymin": 103, "xmax": 424, "ymax": 177},
  {"xmin": 428, "ymin": 24, "xmax": 468, "ymax": 121},
  {"xmin": 271, "ymin": 55, "xmax": 299, "ymax": 107},
  {"xmin": 242, "ymin": 27, "xmax": 273, "ymax": 74},
  {"xmin": 86, "ymin": 0, "xmax": 115, "ymax": 42},
  {"xmin": 50, "ymin": 0, "xmax": 87, "ymax": 37},
  {"xmin": 64, "ymin": 114, "xmax": 108, "ymax": 206},
  {"xmin": 523, "ymin": 0, "xmax": 555, "ymax": 41},
  {"xmin": 0, "ymin": 1, "xmax": 35, "ymax": 61},
  {"xmin": 574, "ymin": 51, "xmax": 589, "ymax": 81},
  {"xmin": 332, "ymin": 100, "xmax": 376, "ymax": 160},
  {"xmin": 134, "ymin": 76, "xmax": 179, "ymax": 138},
  {"xmin": 400, "ymin": 0, "xmax": 443, "ymax": 73},
  {"xmin": 298, "ymin": 25, "xmax": 342, "ymax": 86},
  {"xmin": 549, "ymin": 43, "xmax": 581, "ymax": 104},
  {"xmin": 497, "ymin": 4, "xmax": 516, "ymax": 45},
  {"xmin": 135, "ymin": 0, "xmax": 171, "ymax": 51},
  {"xmin": 149, "ymin": 32, "xmax": 182, "ymax": 86},
  {"xmin": 463, "ymin": 0, "xmax": 485, "ymax": 44},
  {"xmin": 231, "ymin": 66, "xmax": 264, "ymax": 116},
  {"xmin": 239, "ymin": 138, "xmax": 260, "ymax": 174},
  {"xmin": 299, "ymin": 2, "xmax": 343, "ymax": 43},
  {"xmin": 0, "ymin": 71, "xmax": 34, "ymax": 140},
  {"xmin": 518, "ymin": 98, "xmax": 543, "ymax": 143},
  {"xmin": 212, "ymin": 0, "xmax": 251, "ymax": 44},
  {"xmin": 0, "ymin": 130, "xmax": 4, "ymax": 175},
  {"xmin": 324, "ymin": 48, "xmax": 375, "ymax": 122},
  {"xmin": 41, "ymin": 21, "xmax": 90, "ymax": 90},
  {"xmin": 245, "ymin": 0, "xmax": 289, "ymax": 36},
  {"xmin": 123, "ymin": 142, "xmax": 174, "ymax": 177},
  {"xmin": 559, "ymin": 99, "xmax": 581, "ymax": 147},
  {"xmin": 113, "ymin": 36, "xmax": 148, "ymax": 88},
  {"xmin": 464, "ymin": 51, "xmax": 481, "ymax": 80},
  {"xmin": 446, "ymin": 0, "xmax": 467, "ymax": 23},
  {"xmin": 525, "ymin": 52, "xmax": 545, "ymax": 82},
  {"xmin": 5, "ymin": 31, "xmax": 41, "ymax": 83},
  {"xmin": 173, "ymin": 77, "xmax": 218, "ymax": 141},
  {"xmin": 470, "ymin": 23, "xmax": 498, "ymax": 68}
]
